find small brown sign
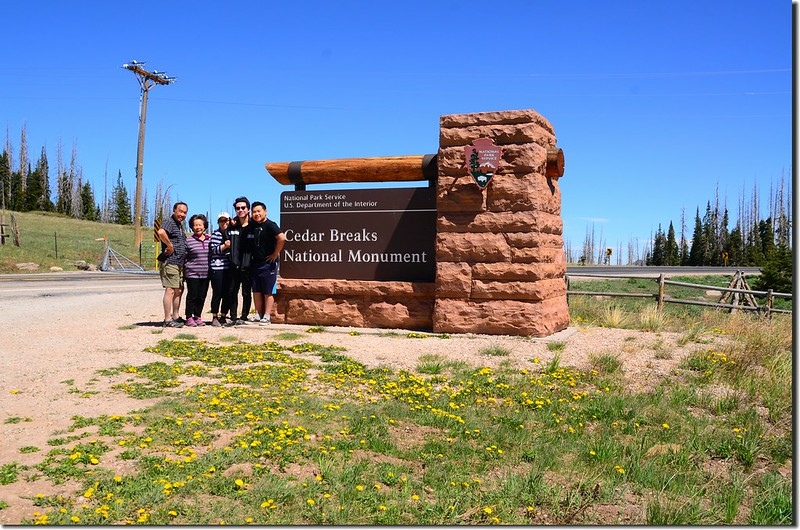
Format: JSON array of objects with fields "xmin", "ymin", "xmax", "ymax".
[
  {"xmin": 465, "ymin": 138, "xmax": 502, "ymax": 188},
  {"xmin": 280, "ymin": 187, "xmax": 436, "ymax": 281}
]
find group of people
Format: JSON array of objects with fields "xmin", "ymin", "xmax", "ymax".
[{"xmin": 155, "ymin": 196, "xmax": 286, "ymax": 328}]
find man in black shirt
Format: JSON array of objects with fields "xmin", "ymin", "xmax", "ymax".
[
  {"xmin": 220, "ymin": 196, "xmax": 254, "ymax": 326},
  {"xmin": 249, "ymin": 201, "xmax": 285, "ymax": 325}
]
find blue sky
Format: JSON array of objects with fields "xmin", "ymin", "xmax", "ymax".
[{"xmin": 1, "ymin": 0, "xmax": 793, "ymax": 263}]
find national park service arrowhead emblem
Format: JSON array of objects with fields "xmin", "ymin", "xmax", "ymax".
[{"xmin": 465, "ymin": 138, "xmax": 502, "ymax": 189}]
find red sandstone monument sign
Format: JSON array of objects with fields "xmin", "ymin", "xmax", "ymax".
[{"xmin": 265, "ymin": 109, "xmax": 569, "ymax": 337}]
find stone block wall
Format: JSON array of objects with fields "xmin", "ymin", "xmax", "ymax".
[
  {"xmin": 273, "ymin": 279, "xmax": 434, "ymax": 330},
  {"xmin": 272, "ymin": 108, "xmax": 569, "ymax": 337},
  {"xmin": 432, "ymin": 109, "xmax": 570, "ymax": 336}
]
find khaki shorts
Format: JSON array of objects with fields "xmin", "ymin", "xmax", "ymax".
[{"xmin": 160, "ymin": 263, "xmax": 184, "ymax": 289}]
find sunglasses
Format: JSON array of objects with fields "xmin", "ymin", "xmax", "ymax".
[{"xmin": 235, "ymin": 206, "xmax": 248, "ymax": 211}]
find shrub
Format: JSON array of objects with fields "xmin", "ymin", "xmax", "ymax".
[{"xmin": 752, "ymin": 246, "xmax": 792, "ymax": 293}]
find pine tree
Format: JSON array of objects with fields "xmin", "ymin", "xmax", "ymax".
[
  {"xmin": 753, "ymin": 244, "xmax": 792, "ymax": 293},
  {"xmin": 9, "ymin": 169, "xmax": 23, "ymax": 211},
  {"xmin": 759, "ymin": 218, "xmax": 776, "ymax": 259},
  {"xmin": 80, "ymin": 180, "xmax": 98, "ymax": 221},
  {"xmin": 746, "ymin": 219, "xmax": 763, "ymax": 266},
  {"xmin": 111, "ymin": 171, "xmax": 132, "ymax": 225},
  {"xmin": 0, "ymin": 151, "xmax": 10, "ymax": 209},
  {"xmin": 649, "ymin": 225, "xmax": 666, "ymax": 265},
  {"xmin": 24, "ymin": 165, "xmax": 39, "ymax": 211},
  {"xmin": 688, "ymin": 208, "xmax": 704, "ymax": 266},
  {"xmin": 701, "ymin": 201, "xmax": 716, "ymax": 265},
  {"xmin": 718, "ymin": 207, "xmax": 729, "ymax": 265},
  {"xmin": 666, "ymin": 222, "xmax": 680, "ymax": 265},
  {"xmin": 25, "ymin": 147, "xmax": 53, "ymax": 212},
  {"xmin": 744, "ymin": 184, "xmax": 762, "ymax": 265},
  {"xmin": 3, "ymin": 127, "xmax": 13, "ymax": 201},
  {"xmin": 727, "ymin": 224, "xmax": 744, "ymax": 266}
]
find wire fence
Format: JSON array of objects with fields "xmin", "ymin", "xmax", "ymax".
[{"xmin": 98, "ymin": 241, "xmax": 160, "ymax": 274}]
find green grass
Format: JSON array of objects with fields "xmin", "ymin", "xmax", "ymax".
[
  {"xmin": 0, "ymin": 210, "xmax": 158, "ymax": 273},
  {"xmin": 415, "ymin": 354, "xmax": 467, "ymax": 375},
  {"xmin": 274, "ymin": 332, "xmax": 305, "ymax": 341},
  {"xmin": 4, "ymin": 416, "xmax": 32, "ymax": 424},
  {"xmin": 479, "ymin": 345, "xmax": 511, "ymax": 357},
  {"xmin": 588, "ymin": 353, "xmax": 622, "ymax": 374},
  {"xmin": 0, "ymin": 462, "xmax": 21, "ymax": 485}
]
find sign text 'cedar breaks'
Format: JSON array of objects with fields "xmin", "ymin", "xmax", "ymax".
[{"xmin": 279, "ymin": 187, "xmax": 436, "ymax": 281}]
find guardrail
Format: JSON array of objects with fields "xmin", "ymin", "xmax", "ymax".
[{"xmin": 566, "ymin": 270, "xmax": 791, "ymax": 317}]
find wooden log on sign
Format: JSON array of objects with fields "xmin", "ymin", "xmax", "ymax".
[
  {"xmin": 546, "ymin": 147, "xmax": 565, "ymax": 179},
  {"xmin": 265, "ymin": 155, "xmax": 438, "ymax": 186},
  {"xmin": 266, "ymin": 146, "xmax": 565, "ymax": 187}
]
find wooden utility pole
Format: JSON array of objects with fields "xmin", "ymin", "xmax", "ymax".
[{"xmin": 122, "ymin": 61, "xmax": 175, "ymax": 247}]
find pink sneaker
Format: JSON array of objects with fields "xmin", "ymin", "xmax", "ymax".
[
  {"xmin": 195, "ymin": 317, "xmax": 205, "ymax": 327},
  {"xmin": 186, "ymin": 317, "xmax": 197, "ymax": 327}
]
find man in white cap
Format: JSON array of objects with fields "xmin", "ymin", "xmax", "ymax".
[{"xmin": 208, "ymin": 211, "xmax": 234, "ymax": 326}]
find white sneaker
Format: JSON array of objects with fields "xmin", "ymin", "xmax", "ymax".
[
  {"xmin": 247, "ymin": 314, "xmax": 259, "ymax": 322},
  {"xmin": 259, "ymin": 316, "xmax": 271, "ymax": 326}
]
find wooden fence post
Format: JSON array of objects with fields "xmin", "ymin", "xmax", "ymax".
[
  {"xmin": 11, "ymin": 213, "xmax": 20, "ymax": 246},
  {"xmin": 765, "ymin": 289, "xmax": 773, "ymax": 319},
  {"xmin": 657, "ymin": 274, "xmax": 665, "ymax": 313}
]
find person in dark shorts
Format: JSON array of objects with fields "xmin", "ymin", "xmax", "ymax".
[{"xmin": 248, "ymin": 201, "xmax": 285, "ymax": 325}]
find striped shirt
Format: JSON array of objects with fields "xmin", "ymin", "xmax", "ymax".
[
  {"xmin": 184, "ymin": 234, "xmax": 211, "ymax": 278},
  {"xmin": 209, "ymin": 229, "xmax": 231, "ymax": 271},
  {"xmin": 161, "ymin": 215, "xmax": 187, "ymax": 266}
]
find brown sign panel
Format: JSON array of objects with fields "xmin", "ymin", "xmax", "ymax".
[{"xmin": 280, "ymin": 187, "xmax": 436, "ymax": 281}]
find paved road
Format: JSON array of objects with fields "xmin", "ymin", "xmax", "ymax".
[
  {"xmin": 0, "ymin": 266, "xmax": 758, "ymax": 300},
  {"xmin": 0, "ymin": 271, "xmax": 160, "ymax": 300}
]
